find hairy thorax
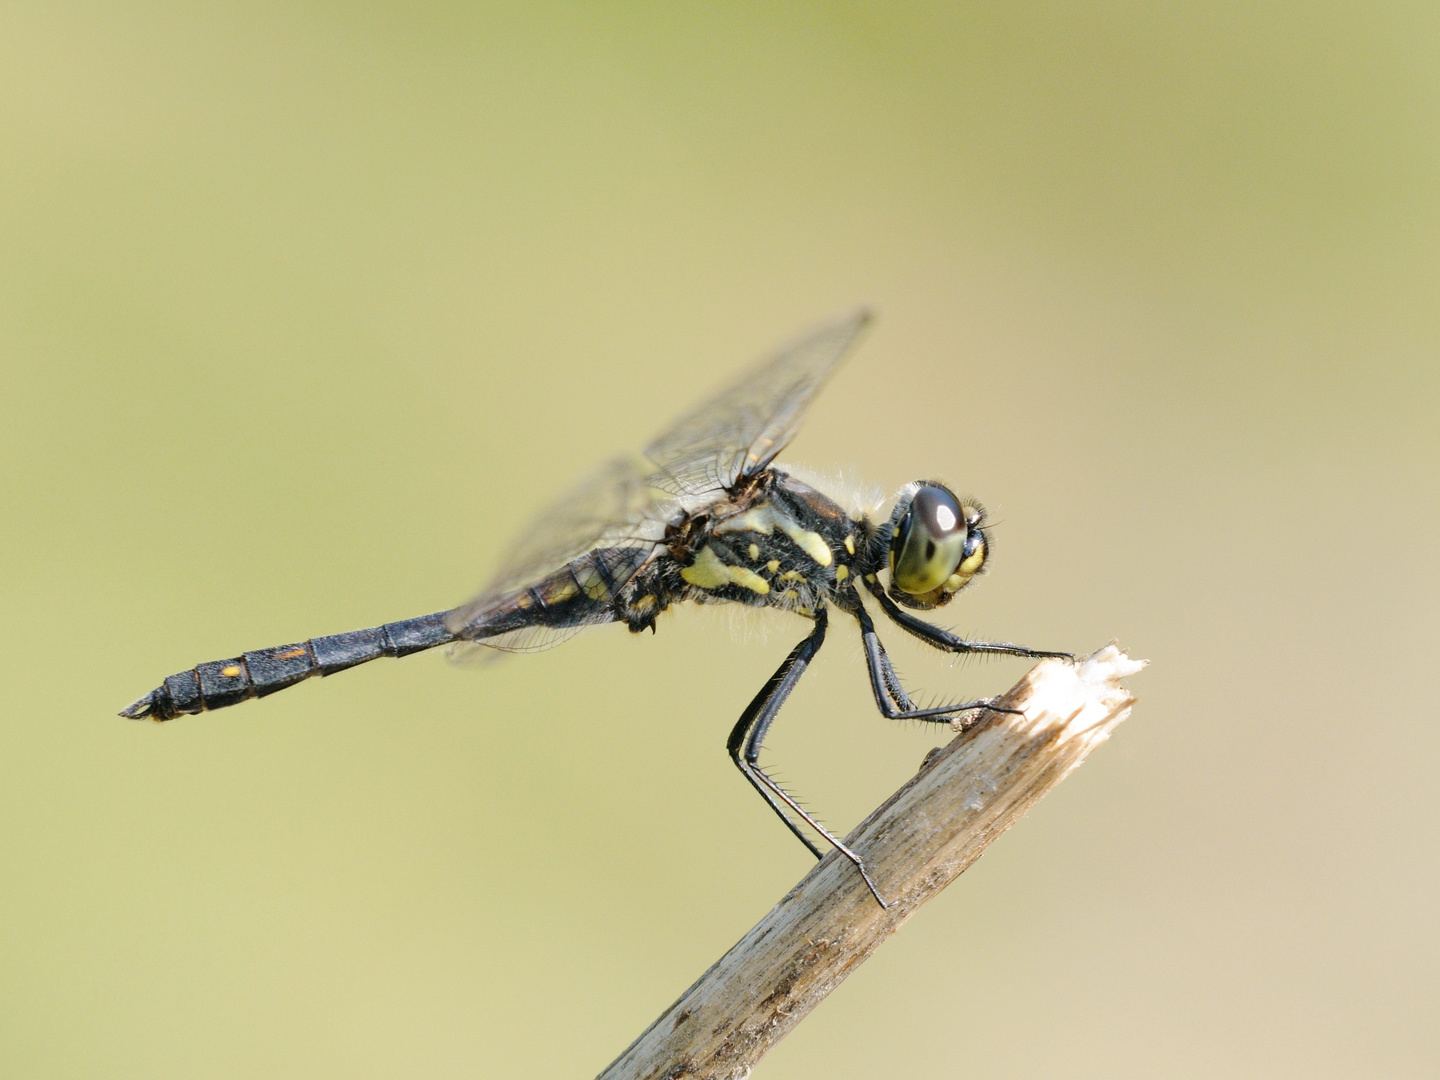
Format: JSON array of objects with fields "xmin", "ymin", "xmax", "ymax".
[{"xmin": 620, "ymin": 470, "xmax": 877, "ymax": 629}]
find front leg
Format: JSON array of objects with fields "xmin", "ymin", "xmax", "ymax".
[
  {"xmin": 864, "ymin": 575, "xmax": 1073, "ymax": 660},
  {"xmin": 854, "ymin": 604, "xmax": 1020, "ymax": 723}
]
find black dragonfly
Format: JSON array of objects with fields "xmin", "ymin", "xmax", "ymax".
[{"xmin": 121, "ymin": 310, "xmax": 1069, "ymax": 906}]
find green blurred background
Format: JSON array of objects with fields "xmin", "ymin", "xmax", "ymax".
[{"xmin": 2, "ymin": 2, "xmax": 1436, "ymax": 1076}]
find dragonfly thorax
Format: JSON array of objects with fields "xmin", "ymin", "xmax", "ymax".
[{"xmin": 646, "ymin": 470, "xmax": 873, "ymax": 620}]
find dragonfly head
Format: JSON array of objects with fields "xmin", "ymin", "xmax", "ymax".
[{"xmin": 884, "ymin": 481, "xmax": 987, "ymax": 609}]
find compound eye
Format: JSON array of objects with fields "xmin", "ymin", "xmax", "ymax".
[{"xmin": 891, "ymin": 484, "xmax": 967, "ymax": 596}]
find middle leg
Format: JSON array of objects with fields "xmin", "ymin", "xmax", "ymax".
[{"xmin": 854, "ymin": 603, "xmax": 1020, "ymax": 724}]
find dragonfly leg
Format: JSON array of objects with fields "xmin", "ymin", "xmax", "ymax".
[
  {"xmin": 864, "ymin": 576, "xmax": 1073, "ymax": 661},
  {"xmin": 854, "ymin": 604, "xmax": 1019, "ymax": 723},
  {"xmin": 726, "ymin": 608, "xmax": 889, "ymax": 908}
]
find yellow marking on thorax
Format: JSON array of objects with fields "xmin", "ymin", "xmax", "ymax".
[
  {"xmin": 843, "ymin": 535, "xmax": 856, "ymax": 555},
  {"xmin": 726, "ymin": 565, "xmax": 771, "ymax": 594},
  {"xmin": 681, "ymin": 545, "xmax": 771, "ymax": 595},
  {"xmin": 633, "ymin": 594, "xmax": 657, "ymax": 611},
  {"xmin": 835, "ymin": 564, "xmax": 849, "ymax": 581},
  {"xmin": 713, "ymin": 506, "xmax": 776, "ymax": 536},
  {"xmin": 680, "ymin": 546, "xmax": 729, "ymax": 589},
  {"xmin": 780, "ymin": 568, "xmax": 804, "ymax": 581},
  {"xmin": 776, "ymin": 518, "xmax": 833, "ymax": 567},
  {"xmin": 748, "ymin": 543, "xmax": 760, "ymax": 561},
  {"xmin": 766, "ymin": 559, "xmax": 780, "ymax": 572}
]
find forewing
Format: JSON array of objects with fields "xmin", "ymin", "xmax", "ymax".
[
  {"xmin": 445, "ymin": 308, "xmax": 872, "ymax": 656},
  {"xmin": 643, "ymin": 308, "xmax": 872, "ymax": 496}
]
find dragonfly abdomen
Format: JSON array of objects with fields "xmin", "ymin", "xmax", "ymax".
[
  {"xmin": 119, "ymin": 612, "xmax": 455, "ymax": 721},
  {"xmin": 448, "ymin": 546, "xmax": 669, "ymax": 649}
]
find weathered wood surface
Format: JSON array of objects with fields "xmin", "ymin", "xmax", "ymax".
[{"xmin": 598, "ymin": 644, "xmax": 1145, "ymax": 1080}]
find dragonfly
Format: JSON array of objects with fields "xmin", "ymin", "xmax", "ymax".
[{"xmin": 121, "ymin": 310, "xmax": 1070, "ymax": 906}]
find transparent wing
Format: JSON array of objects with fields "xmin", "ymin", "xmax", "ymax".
[
  {"xmin": 443, "ymin": 455, "xmax": 678, "ymax": 649},
  {"xmin": 447, "ymin": 622, "xmax": 590, "ymax": 662},
  {"xmin": 446, "ymin": 308, "xmax": 873, "ymax": 655},
  {"xmin": 465, "ymin": 456, "xmax": 674, "ymax": 600},
  {"xmin": 643, "ymin": 307, "xmax": 872, "ymax": 496}
]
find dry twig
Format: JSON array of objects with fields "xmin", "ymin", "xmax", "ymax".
[{"xmin": 598, "ymin": 644, "xmax": 1145, "ymax": 1080}]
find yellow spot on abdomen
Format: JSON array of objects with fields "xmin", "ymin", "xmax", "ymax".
[
  {"xmin": 545, "ymin": 580, "xmax": 579, "ymax": 603},
  {"xmin": 576, "ymin": 567, "xmax": 611, "ymax": 601},
  {"xmin": 220, "ymin": 664, "xmax": 241, "ymax": 678}
]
